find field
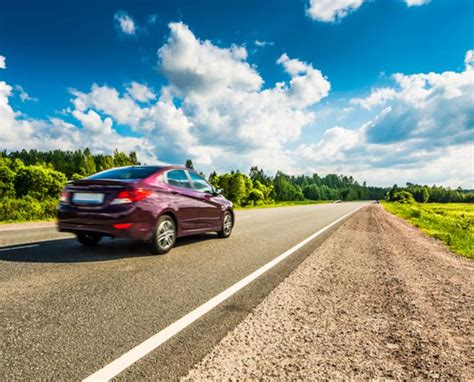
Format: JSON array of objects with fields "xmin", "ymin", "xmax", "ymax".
[{"xmin": 382, "ymin": 202, "xmax": 473, "ymax": 259}]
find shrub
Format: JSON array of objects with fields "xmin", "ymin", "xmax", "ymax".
[
  {"xmin": 392, "ymin": 191, "xmax": 415, "ymax": 204},
  {"xmin": 0, "ymin": 196, "xmax": 58, "ymax": 222}
]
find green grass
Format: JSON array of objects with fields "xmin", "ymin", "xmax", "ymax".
[
  {"xmin": 236, "ymin": 200, "xmax": 331, "ymax": 210},
  {"xmin": 382, "ymin": 202, "xmax": 474, "ymax": 259}
]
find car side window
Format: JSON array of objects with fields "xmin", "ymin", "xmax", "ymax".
[
  {"xmin": 166, "ymin": 170, "xmax": 192, "ymax": 189},
  {"xmin": 189, "ymin": 172, "xmax": 214, "ymax": 193}
]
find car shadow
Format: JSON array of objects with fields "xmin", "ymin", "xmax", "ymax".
[{"xmin": 0, "ymin": 233, "xmax": 218, "ymax": 263}]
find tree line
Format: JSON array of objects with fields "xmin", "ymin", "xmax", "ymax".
[{"xmin": 387, "ymin": 183, "xmax": 474, "ymax": 204}]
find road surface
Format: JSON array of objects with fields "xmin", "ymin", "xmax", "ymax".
[{"xmin": 1, "ymin": 202, "xmax": 368, "ymax": 380}]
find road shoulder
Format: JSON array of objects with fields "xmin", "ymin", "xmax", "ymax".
[{"xmin": 184, "ymin": 205, "xmax": 474, "ymax": 380}]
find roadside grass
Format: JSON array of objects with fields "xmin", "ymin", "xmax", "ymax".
[
  {"xmin": 382, "ymin": 202, "xmax": 474, "ymax": 259},
  {"xmin": 236, "ymin": 200, "xmax": 331, "ymax": 210}
]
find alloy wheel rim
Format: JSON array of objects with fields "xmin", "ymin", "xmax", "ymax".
[
  {"xmin": 223, "ymin": 214, "xmax": 232, "ymax": 235},
  {"xmin": 157, "ymin": 220, "xmax": 175, "ymax": 250}
]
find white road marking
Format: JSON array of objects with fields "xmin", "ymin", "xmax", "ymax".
[
  {"xmin": 0, "ymin": 244, "xmax": 40, "ymax": 252},
  {"xmin": 237, "ymin": 215, "xmax": 253, "ymax": 219},
  {"xmin": 83, "ymin": 204, "xmax": 367, "ymax": 382}
]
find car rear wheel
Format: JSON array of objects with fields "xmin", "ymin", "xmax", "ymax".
[
  {"xmin": 152, "ymin": 215, "xmax": 176, "ymax": 254},
  {"xmin": 77, "ymin": 233, "xmax": 102, "ymax": 246},
  {"xmin": 218, "ymin": 211, "xmax": 233, "ymax": 238}
]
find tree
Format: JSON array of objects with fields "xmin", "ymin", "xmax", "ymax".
[
  {"xmin": 185, "ymin": 159, "xmax": 194, "ymax": 170},
  {"xmin": 303, "ymin": 184, "xmax": 321, "ymax": 200},
  {"xmin": 391, "ymin": 190, "xmax": 415, "ymax": 204},
  {"xmin": 228, "ymin": 173, "xmax": 247, "ymax": 205},
  {"xmin": 0, "ymin": 164, "xmax": 16, "ymax": 198},
  {"xmin": 14, "ymin": 165, "xmax": 67, "ymax": 199},
  {"xmin": 113, "ymin": 149, "xmax": 131, "ymax": 167},
  {"xmin": 79, "ymin": 148, "xmax": 96, "ymax": 176}
]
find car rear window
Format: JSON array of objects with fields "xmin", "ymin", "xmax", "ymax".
[{"xmin": 88, "ymin": 166, "xmax": 162, "ymax": 180}]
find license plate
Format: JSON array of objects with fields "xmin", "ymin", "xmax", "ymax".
[{"xmin": 72, "ymin": 192, "xmax": 104, "ymax": 204}]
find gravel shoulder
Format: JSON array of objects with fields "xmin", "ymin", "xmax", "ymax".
[{"xmin": 185, "ymin": 204, "xmax": 474, "ymax": 380}]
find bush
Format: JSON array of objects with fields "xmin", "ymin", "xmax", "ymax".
[
  {"xmin": 14, "ymin": 165, "xmax": 67, "ymax": 199},
  {"xmin": 0, "ymin": 196, "xmax": 58, "ymax": 222},
  {"xmin": 392, "ymin": 191, "xmax": 416, "ymax": 204}
]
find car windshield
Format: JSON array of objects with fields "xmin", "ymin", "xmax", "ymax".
[{"xmin": 87, "ymin": 166, "xmax": 162, "ymax": 180}]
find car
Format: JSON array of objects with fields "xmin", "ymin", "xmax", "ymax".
[{"xmin": 57, "ymin": 165, "xmax": 234, "ymax": 254}]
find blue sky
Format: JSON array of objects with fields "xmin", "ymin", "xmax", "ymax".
[{"xmin": 1, "ymin": 0, "xmax": 473, "ymax": 187}]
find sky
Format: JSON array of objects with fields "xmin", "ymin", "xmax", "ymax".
[{"xmin": 0, "ymin": 0, "xmax": 473, "ymax": 187}]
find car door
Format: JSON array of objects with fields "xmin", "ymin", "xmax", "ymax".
[
  {"xmin": 187, "ymin": 171, "xmax": 222, "ymax": 229},
  {"xmin": 164, "ymin": 169, "xmax": 200, "ymax": 231}
]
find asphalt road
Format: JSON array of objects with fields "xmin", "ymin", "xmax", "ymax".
[{"xmin": 1, "ymin": 202, "xmax": 369, "ymax": 381}]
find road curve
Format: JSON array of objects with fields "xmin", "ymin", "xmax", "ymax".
[{"xmin": 1, "ymin": 202, "xmax": 369, "ymax": 380}]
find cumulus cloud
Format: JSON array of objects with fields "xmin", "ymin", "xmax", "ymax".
[
  {"xmin": 114, "ymin": 11, "xmax": 136, "ymax": 35},
  {"xmin": 0, "ymin": 55, "xmax": 5, "ymax": 69},
  {"xmin": 126, "ymin": 82, "xmax": 156, "ymax": 103},
  {"xmin": 158, "ymin": 22, "xmax": 262, "ymax": 98},
  {"xmin": 299, "ymin": 51, "xmax": 474, "ymax": 187},
  {"xmin": 306, "ymin": 0, "xmax": 364, "ymax": 22},
  {"xmin": 404, "ymin": 0, "xmax": 430, "ymax": 6},
  {"xmin": 153, "ymin": 22, "xmax": 330, "ymax": 169}
]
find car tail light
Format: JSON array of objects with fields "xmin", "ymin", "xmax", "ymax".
[
  {"xmin": 111, "ymin": 189, "xmax": 152, "ymax": 204},
  {"xmin": 60, "ymin": 190, "xmax": 70, "ymax": 204}
]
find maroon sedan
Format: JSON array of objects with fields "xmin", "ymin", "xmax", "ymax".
[{"xmin": 57, "ymin": 166, "xmax": 234, "ymax": 254}]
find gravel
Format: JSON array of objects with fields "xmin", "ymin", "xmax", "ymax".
[{"xmin": 184, "ymin": 205, "xmax": 474, "ymax": 380}]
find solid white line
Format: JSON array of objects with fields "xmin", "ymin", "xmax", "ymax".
[
  {"xmin": 83, "ymin": 204, "xmax": 367, "ymax": 382},
  {"xmin": 238, "ymin": 215, "xmax": 253, "ymax": 219},
  {"xmin": 0, "ymin": 244, "xmax": 40, "ymax": 252}
]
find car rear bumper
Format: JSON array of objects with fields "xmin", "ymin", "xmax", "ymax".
[
  {"xmin": 57, "ymin": 204, "xmax": 154, "ymax": 241},
  {"xmin": 58, "ymin": 221, "xmax": 153, "ymax": 240}
]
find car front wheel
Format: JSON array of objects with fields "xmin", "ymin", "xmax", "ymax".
[
  {"xmin": 218, "ymin": 211, "xmax": 233, "ymax": 238},
  {"xmin": 152, "ymin": 215, "xmax": 176, "ymax": 254}
]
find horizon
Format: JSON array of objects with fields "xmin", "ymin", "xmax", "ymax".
[{"xmin": 1, "ymin": 0, "xmax": 473, "ymax": 188}]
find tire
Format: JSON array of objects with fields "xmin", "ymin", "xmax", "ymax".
[
  {"xmin": 77, "ymin": 233, "xmax": 102, "ymax": 246},
  {"xmin": 151, "ymin": 215, "xmax": 177, "ymax": 254},
  {"xmin": 218, "ymin": 211, "xmax": 233, "ymax": 238}
]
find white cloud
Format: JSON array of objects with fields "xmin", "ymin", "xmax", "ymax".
[
  {"xmin": 404, "ymin": 0, "xmax": 430, "ymax": 6},
  {"xmin": 0, "ymin": 55, "xmax": 5, "ymax": 69},
  {"xmin": 299, "ymin": 51, "xmax": 474, "ymax": 188},
  {"xmin": 158, "ymin": 22, "xmax": 262, "ymax": 98},
  {"xmin": 114, "ymin": 11, "xmax": 136, "ymax": 35},
  {"xmin": 153, "ymin": 22, "xmax": 330, "ymax": 169},
  {"xmin": 465, "ymin": 50, "xmax": 474, "ymax": 70},
  {"xmin": 350, "ymin": 87, "xmax": 398, "ymax": 110},
  {"xmin": 126, "ymin": 82, "xmax": 156, "ymax": 103},
  {"xmin": 255, "ymin": 40, "xmax": 274, "ymax": 47},
  {"xmin": 306, "ymin": 0, "xmax": 364, "ymax": 22},
  {"xmin": 72, "ymin": 109, "xmax": 113, "ymax": 135},
  {"xmin": 14, "ymin": 85, "xmax": 37, "ymax": 102}
]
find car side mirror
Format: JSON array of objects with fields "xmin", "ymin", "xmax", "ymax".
[{"xmin": 213, "ymin": 188, "xmax": 223, "ymax": 196}]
